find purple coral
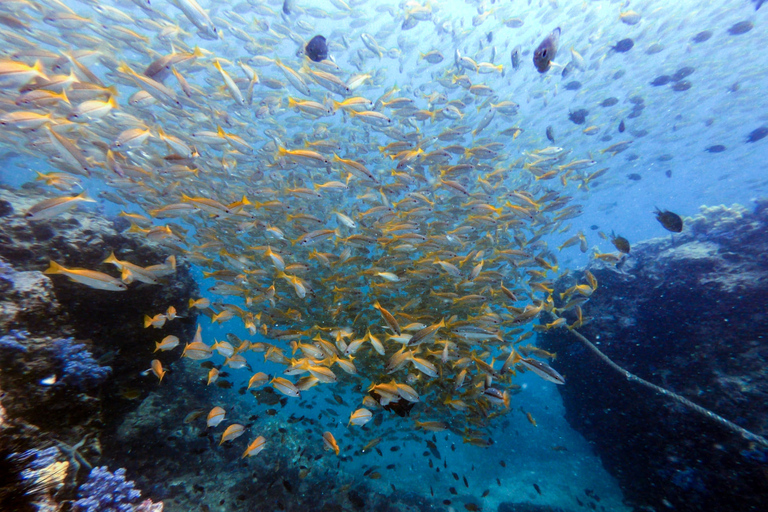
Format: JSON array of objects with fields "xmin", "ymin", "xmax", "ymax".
[
  {"xmin": 73, "ymin": 467, "xmax": 142, "ymax": 512},
  {"xmin": 49, "ymin": 338, "xmax": 111, "ymax": 390}
]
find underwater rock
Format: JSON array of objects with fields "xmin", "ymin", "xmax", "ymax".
[
  {"xmin": 539, "ymin": 200, "xmax": 768, "ymax": 512},
  {"xmin": 0, "ymin": 187, "xmax": 195, "ymax": 508}
]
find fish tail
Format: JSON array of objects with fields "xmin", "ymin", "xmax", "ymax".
[
  {"xmin": 43, "ymin": 260, "xmax": 63, "ymax": 274},
  {"xmin": 143, "ymin": 315, "xmax": 153, "ymax": 328}
]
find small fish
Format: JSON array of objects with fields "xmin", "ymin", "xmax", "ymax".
[
  {"xmin": 44, "ymin": 261, "xmax": 127, "ymax": 291},
  {"xmin": 746, "ymin": 127, "xmax": 768, "ymax": 143},
  {"xmin": 220, "ymin": 424, "xmax": 245, "ymax": 445},
  {"xmin": 242, "ymin": 436, "xmax": 267, "ymax": 458},
  {"xmin": 546, "ymin": 126, "xmax": 555, "ymax": 142},
  {"xmin": 612, "ymin": 38, "xmax": 634, "ymax": 52},
  {"xmin": 510, "ymin": 46, "xmax": 521, "ymax": 69},
  {"xmin": 151, "ymin": 359, "xmax": 166, "ymax": 383},
  {"xmin": 533, "ymin": 27, "xmax": 560, "ymax": 73},
  {"xmin": 654, "ymin": 208, "xmax": 684, "ymax": 233},
  {"xmin": 323, "ymin": 431, "xmax": 340, "ymax": 455},
  {"xmin": 26, "ymin": 192, "xmax": 95, "ymax": 221},
  {"xmin": 348, "ymin": 408, "xmax": 373, "ymax": 426},
  {"xmin": 728, "ymin": 21, "xmax": 753, "ymax": 35},
  {"xmin": 610, "ymin": 233, "xmax": 631, "ymax": 254},
  {"xmin": 305, "ymin": 35, "xmax": 328, "ymax": 62},
  {"xmin": 706, "ymin": 145, "xmax": 726, "ymax": 153},
  {"xmin": 207, "ymin": 406, "xmax": 226, "ymax": 428},
  {"xmin": 618, "ymin": 120, "xmax": 625, "ymax": 133},
  {"xmin": 533, "ymin": 483, "xmax": 542, "ymax": 495},
  {"xmin": 154, "ymin": 335, "xmax": 179, "ymax": 352}
]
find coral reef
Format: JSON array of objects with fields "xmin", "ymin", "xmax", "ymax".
[
  {"xmin": 0, "ymin": 186, "xmax": 198, "ymax": 510},
  {"xmin": 538, "ymin": 200, "xmax": 768, "ymax": 512},
  {"xmin": 73, "ymin": 466, "xmax": 162, "ymax": 512}
]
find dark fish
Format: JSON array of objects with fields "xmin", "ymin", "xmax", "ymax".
[
  {"xmin": 510, "ymin": 46, "xmax": 521, "ymax": 69},
  {"xmin": 692, "ymin": 31, "xmax": 712, "ymax": 43},
  {"xmin": 499, "ymin": 460, "xmax": 506, "ymax": 467},
  {"xmin": 463, "ymin": 475, "xmax": 469, "ymax": 488},
  {"xmin": 612, "ymin": 38, "xmax": 634, "ymax": 52},
  {"xmin": 215, "ymin": 380, "xmax": 232, "ymax": 389},
  {"xmin": 618, "ymin": 120, "xmax": 625, "ymax": 133},
  {"xmin": 610, "ymin": 233, "xmax": 631, "ymax": 254},
  {"xmin": 546, "ymin": 126, "xmax": 555, "ymax": 142},
  {"xmin": 590, "ymin": 225, "xmax": 599, "ymax": 230},
  {"xmin": 671, "ymin": 67, "xmax": 695, "ymax": 81},
  {"xmin": 486, "ymin": 32, "xmax": 493, "ymax": 43},
  {"xmin": 533, "ymin": 27, "xmax": 561, "ymax": 73},
  {"xmin": 449, "ymin": 487, "xmax": 458, "ymax": 495},
  {"xmin": 671, "ymin": 80, "xmax": 691, "ymax": 92},
  {"xmin": 464, "ymin": 504, "xmax": 479, "ymax": 511},
  {"xmin": 658, "ymin": 154, "xmax": 674, "ymax": 161},
  {"xmin": 568, "ymin": 109, "xmax": 588, "ymax": 125},
  {"xmin": 746, "ymin": 126, "xmax": 768, "ymax": 142},
  {"xmin": 612, "ymin": 69, "xmax": 626, "ymax": 79},
  {"xmin": 755, "ymin": 0, "xmax": 765, "ymax": 10},
  {"xmin": 453, "ymin": 472, "xmax": 459, "ymax": 480},
  {"xmin": 650, "ymin": 75, "xmax": 671, "ymax": 86},
  {"xmin": 283, "ymin": 480, "xmax": 293, "ymax": 493},
  {"xmin": 282, "ymin": 0, "xmax": 294, "ymax": 15},
  {"xmin": 390, "ymin": 446, "xmax": 399, "ymax": 452},
  {"xmin": 654, "ymin": 208, "xmax": 684, "ymax": 233},
  {"xmin": 561, "ymin": 62, "xmax": 573, "ymax": 78},
  {"xmin": 628, "ymin": 95, "xmax": 644, "ymax": 105},
  {"xmin": 305, "ymin": 35, "xmax": 328, "ymax": 62},
  {"xmin": 627, "ymin": 109, "xmax": 643, "ymax": 119},
  {"xmin": 482, "ymin": 490, "xmax": 490, "ymax": 497},
  {"xmin": 728, "ymin": 21, "xmax": 754, "ymax": 35},
  {"xmin": 565, "ymin": 80, "xmax": 581, "ymax": 91},
  {"xmin": 706, "ymin": 145, "xmax": 726, "ymax": 153},
  {"xmin": 600, "ymin": 97, "xmax": 619, "ymax": 107},
  {"xmin": 534, "ymin": 483, "xmax": 542, "ymax": 495},
  {"xmin": 627, "ymin": 173, "xmax": 641, "ymax": 181},
  {"xmin": 443, "ymin": 500, "xmax": 452, "ymax": 506},
  {"xmin": 665, "ymin": 170, "xmax": 672, "ymax": 178}
]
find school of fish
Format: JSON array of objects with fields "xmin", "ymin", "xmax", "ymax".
[{"xmin": 4, "ymin": 0, "xmax": 751, "ymax": 462}]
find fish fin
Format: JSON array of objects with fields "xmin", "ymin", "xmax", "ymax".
[{"xmin": 43, "ymin": 260, "xmax": 63, "ymax": 274}]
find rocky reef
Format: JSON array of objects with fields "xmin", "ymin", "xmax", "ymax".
[
  {"xmin": 538, "ymin": 200, "xmax": 768, "ymax": 512},
  {"xmin": 0, "ymin": 186, "xmax": 197, "ymax": 509}
]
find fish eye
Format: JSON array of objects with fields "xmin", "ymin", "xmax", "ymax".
[{"xmin": 541, "ymin": 49, "xmax": 548, "ymax": 58}]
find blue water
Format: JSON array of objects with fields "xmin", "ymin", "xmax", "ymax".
[{"xmin": 1, "ymin": 0, "xmax": 767, "ymax": 511}]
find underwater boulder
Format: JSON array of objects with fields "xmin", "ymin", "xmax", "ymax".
[{"xmin": 539, "ymin": 200, "xmax": 768, "ymax": 512}]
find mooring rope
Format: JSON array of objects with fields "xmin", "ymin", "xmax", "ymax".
[{"xmin": 569, "ymin": 329, "xmax": 768, "ymax": 448}]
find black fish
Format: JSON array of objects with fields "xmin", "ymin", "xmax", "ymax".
[
  {"xmin": 706, "ymin": 145, "xmax": 726, "ymax": 153},
  {"xmin": 627, "ymin": 173, "xmax": 642, "ymax": 181},
  {"xmin": 282, "ymin": 0, "xmax": 294, "ymax": 15},
  {"xmin": 533, "ymin": 483, "xmax": 542, "ymax": 495},
  {"xmin": 305, "ymin": 35, "xmax": 328, "ymax": 62},
  {"xmin": 665, "ymin": 170, "xmax": 672, "ymax": 178},
  {"xmin": 546, "ymin": 126, "xmax": 555, "ymax": 142},
  {"xmin": 650, "ymin": 75, "xmax": 671, "ymax": 86},
  {"xmin": 568, "ymin": 109, "xmax": 588, "ymax": 125},
  {"xmin": 692, "ymin": 31, "xmax": 712, "ymax": 43},
  {"xmin": 510, "ymin": 46, "xmax": 521, "ymax": 69},
  {"xmin": 627, "ymin": 109, "xmax": 643, "ymax": 119},
  {"xmin": 565, "ymin": 80, "xmax": 581, "ymax": 90},
  {"xmin": 612, "ymin": 38, "xmax": 634, "ymax": 52},
  {"xmin": 747, "ymin": 127, "xmax": 768, "ymax": 142},
  {"xmin": 755, "ymin": 0, "xmax": 765, "ymax": 10},
  {"xmin": 533, "ymin": 27, "xmax": 560, "ymax": 73},
  {"xmin": 612, "ymin": 69, "xmax": 626, "ymax": 79},
  {"xmin": 600, "ymin": 97, "xmax": 619, "ymax": 107},
  {"xmin": 618, "ymin": 120, "xmax": 625, "ymax": 133},
  {"xmin": 672, "ymin": 80, "xmax": 691, "ymax": 92},
  {"xmin": 486, "ymin": 32, "xmax": 493, "ymax": 43},
  {"xmin": 728, "ymin": 21, "xmax": 754, "ymax": 35},
  {"xmin": 655, "ymin": 208, "xmax": 684, "ymax": 233},
  {"xmin": 671, "ymin": 67, "xmax": 695, "ymax": 81}
]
